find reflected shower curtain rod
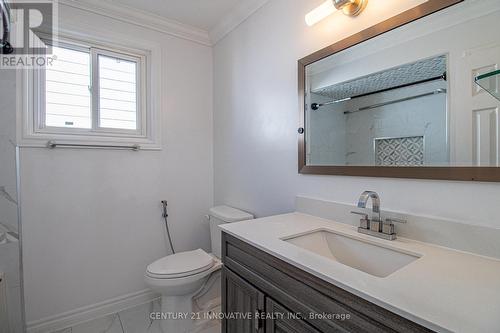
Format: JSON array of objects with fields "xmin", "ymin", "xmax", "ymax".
[
  {"xmin": 343, "ymin": 88, "xmax": 446, "ymax": 114},
  {"xmin": 311, "ymin": 73, "xmax": 446, "ymax": 111}
]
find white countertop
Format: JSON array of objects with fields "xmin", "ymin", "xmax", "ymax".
[{"xmin": 220, "ymin": 213, "xmax": 500, "ymax": 333}]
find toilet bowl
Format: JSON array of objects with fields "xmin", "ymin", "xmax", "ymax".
[
  {"xmin": 145, "ymin": 205, "xmax": 253, "ymax": 333},
  {"xmin": 145, "ymin": 249, "xmax": 222, "ymax": 332}
]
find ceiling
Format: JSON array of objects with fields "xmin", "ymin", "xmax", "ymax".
[
  {"xmin": 313, "ymin": 55, "xmax": 447, "ymax": 101},
  {"xmin": 106, "ymin": 0, "xmax": 245, "ymax": 31}
]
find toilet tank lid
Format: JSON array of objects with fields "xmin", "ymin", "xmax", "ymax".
[{"xmin": 209, "ymin": 205, "xmax": 253, "ymax": 223}]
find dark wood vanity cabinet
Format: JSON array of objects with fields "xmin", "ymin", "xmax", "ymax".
[
  {"xmin": 221, "ymin": 232, "xmax": 434, "ymax": 333},
  {"xmin": 223, "ymin": 267, "xmax": 265, "ymax": 333},
  {"xmin": 264, "ymin": 298, "xmax": 322, "ymax": 333}
]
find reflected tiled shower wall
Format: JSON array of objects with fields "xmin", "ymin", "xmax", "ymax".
[
  {"xmin": 344, "ymin": 80, "xmax": 448, "ymax": 166},
  {"xmin": 308, "ymin": 80, "xmax": 448, "ymax": 166},
  {"xmin": 0, "ymin": 69, "xmax": 24, "ymax": 332}
]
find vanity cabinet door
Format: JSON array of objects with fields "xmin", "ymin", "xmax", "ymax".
[
  {"xmin": 265, "ymin": 298, "xmax": 323, "ymax": 333},
  {"xmin": 222, "ymin": 267, "xmax": 265, "ymax": 333}
]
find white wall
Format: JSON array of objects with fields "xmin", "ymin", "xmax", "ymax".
[
  {"xmin": 213, "ymin": 0, "xmax": 500, "ymax": 226},
  {"xmin": 19, "ymin": 4, "xmax": 214, "ymax": 326}
]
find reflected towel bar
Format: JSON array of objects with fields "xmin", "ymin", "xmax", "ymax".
[
  {"xmin": 344, "ymin": 88, "xmax": 447, "ymax": 114},
  {"xmin": 47, "ymin": 141, "xmax": 140, "ymax": 151}
]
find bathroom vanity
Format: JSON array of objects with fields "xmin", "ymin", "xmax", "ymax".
[
  {"xmin": 220, "ymin": 213, "xmax": 500, "ymax": 333},
  {"xmin": 221, "ymin": 233, "xmax": 430, "ymax": 333}
]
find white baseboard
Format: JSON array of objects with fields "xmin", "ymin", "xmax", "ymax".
[{"xmin": 27, "ymin": 289, "xmax": 158, "ymax": 333}]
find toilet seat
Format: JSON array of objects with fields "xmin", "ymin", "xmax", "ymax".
[{"xmin": 146, "ymin": 249, "xmax": 215, "ymax": 279}]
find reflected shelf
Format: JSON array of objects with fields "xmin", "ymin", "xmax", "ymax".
[{"xmin": 475, "ymin": 69, "xmax": 500, "ymax": 102}]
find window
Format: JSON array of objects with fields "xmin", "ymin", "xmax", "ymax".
[
  {"xmin": 45, "ymin": 45, "xmax": 92, "ymax": 129},
  {"xmin": 42, "ymin": 41, "xmax": 142, "ymax": 134},
  {"xmin": 22, "ymin": 35, "xmax": 161, "ymax": 149},
  {"xmin": 97, "ymin": 54, "xmax": 138, "ymax": 130}
]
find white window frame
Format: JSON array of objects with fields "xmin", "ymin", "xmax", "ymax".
[
  {"xmin": 93, "ymin": 48, "xmax": 145, "ymax": 135},
  {"xmin": 19, "ymin": 33, "xmax": 162, "ymax": 149}
]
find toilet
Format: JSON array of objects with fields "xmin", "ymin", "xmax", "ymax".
[{"xmin": 145, "ymin": 205, "xmax": 253, "ymax": 333}]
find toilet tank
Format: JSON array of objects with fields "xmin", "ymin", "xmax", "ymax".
[{"xmin": 209, "ymin": 206, "xmax": 253, "ymax": 258}]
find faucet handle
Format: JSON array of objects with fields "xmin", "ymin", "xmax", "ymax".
[
  {"xmin": 350, "ymin": 211, "xmax": 369, "ymax": 229},
  {"xmin": 350, "ymin": 211, "xmax": 368, "ymax": 219},
  {"xmin": 382, "ymin": 218, "xmax": 407, "ymax": 235},
  {"xmin": 385, "ymin": 217, "xmax": 407, "ymax": 224}
]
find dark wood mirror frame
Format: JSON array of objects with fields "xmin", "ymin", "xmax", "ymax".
[{"xmin": 298, "ymin": 0, "xmax": 500, "ymax": 182}]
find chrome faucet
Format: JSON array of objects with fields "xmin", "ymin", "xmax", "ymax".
[
  {"xmin": 357, "ymin": 191, "xmax": 381, "ymax": 222},
  {"xmin": 351, "ymin": 191, "xmax": 406, "ymax": 241}
]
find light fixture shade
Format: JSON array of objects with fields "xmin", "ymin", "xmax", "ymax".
[{"xmin": 305, "ymin": 0, "xmax": 336, "ymax": 26}]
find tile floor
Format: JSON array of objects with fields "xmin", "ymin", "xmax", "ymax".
[{"xmin": 52, "ymin": 299, "xmax": 220, "ymax": 333}]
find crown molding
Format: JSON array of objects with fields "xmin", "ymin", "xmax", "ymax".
[
  {"xmin": 209, "ymin": 0, "xmax": 270, "ymax": 45},
  {"xmin": 58, "ymin": 0, "xmax": 212, "ymax": 46},
  {"xmin": 57, "ymin": 0, "xmax": 270, "ymax": 47}
]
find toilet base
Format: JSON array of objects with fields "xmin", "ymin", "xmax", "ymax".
[
  {"xmin": 160, "ymin": 294, "xmax": 196, "ymax": 333},
  {"xmin": 145, "ymin": 256, "xmax": 223, "ymax": 333}
]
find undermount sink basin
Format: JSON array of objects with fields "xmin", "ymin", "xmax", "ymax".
[{"xmin": 282, "ymin": 229, "xmax": 421, "ymax": 278}]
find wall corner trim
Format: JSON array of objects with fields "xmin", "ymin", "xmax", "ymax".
[{"xmin": 209, "ymin": 0, "xmax": 271, "ymax": 45}]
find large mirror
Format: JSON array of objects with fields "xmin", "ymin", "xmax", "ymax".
[{"xmin": 298, "ymin": 0, "xmax": 500, "ymax": 181}]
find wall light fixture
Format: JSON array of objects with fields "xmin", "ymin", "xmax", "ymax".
[{"xmin": 305, "ymin": 0, "xmax": 368, "ymax": 26}]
